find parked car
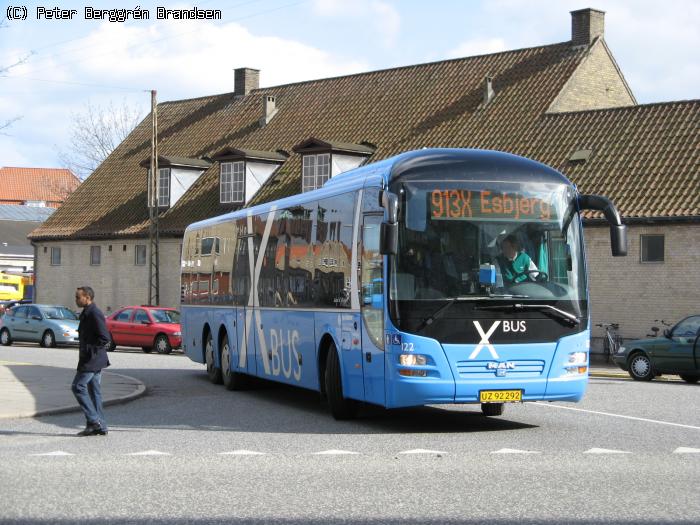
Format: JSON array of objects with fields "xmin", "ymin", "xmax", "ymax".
[
  {"xmin": 0, "ymin": 304, "xmax": 79, "ymax": 347},
  {"xmin": 106, "ymin": 306, "xmax": 181, "ymax": 354},
  {"xmin": 612, "ymin": 315, "xmax": 700, "ymax": 382},
  {"xmin": 0, "ymin": 299, "xmax": 32, "ymax": 317}
]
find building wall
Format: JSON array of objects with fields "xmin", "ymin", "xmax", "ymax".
[
  {"xmin": 34, "ymin": 239, "xmax": 182, "ymax": 314},
  {"xmin": 548, "ymin": 40, "xmax": 635, "ymax": 113},
  {"xmin": 584, "ymin": 222, "xmax": 700, "ymax": 350}
]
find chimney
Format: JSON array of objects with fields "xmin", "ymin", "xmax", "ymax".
[
  {"xmin": 234, "ymin": 67, "xmax": 259, "ymax": 97},
  {"xmin": 571, "ymin": 8, "xmax": 605, "ymax": 47},
  {"xmin": 260, "ymin": 95, "xmax": 278, "ymax": 126},
  {"xmin": 483, "ymin": 76, "xmax": 495, "ymax": 105}
]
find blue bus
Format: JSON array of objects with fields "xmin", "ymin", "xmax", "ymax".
[{"xmin": 181, "ymin": 149, "xmax": 626, "ymax": 419}]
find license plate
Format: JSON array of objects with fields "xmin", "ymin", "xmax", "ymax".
[{"xmin": 479, "ymin": 390, "xmax": 522, "ymax": 403}]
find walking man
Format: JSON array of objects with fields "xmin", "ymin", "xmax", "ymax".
[{"xmin": 72, "ymin": 286, "xmax": 111, "ymax": 436}]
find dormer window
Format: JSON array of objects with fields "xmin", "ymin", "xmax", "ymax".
[
  {"xmin": 302, "ymin": 153, "xmax": 331, "ymax": 193},
  {"xmin": 211, "ymin": 148, "xmax": 287, "ymax": 205},
  {"xmin": 157, "ymin": 168, "xmax": 170, "ymax": 207},
  {"xmin": 220, "ymin": 161, "xmax": 245, "ymax": 203},
  {"xmin": 140, "ymin": 156, "xmax": 211, "ymax": 209},
  {"xmin": 293, "ymin": 138, "xmax": 375, "ymax": 193}
]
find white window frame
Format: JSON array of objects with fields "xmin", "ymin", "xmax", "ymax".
[
  {"xmin": 90, "ymin": 246, "xmax": 101, "ymax": 266},
  {"xmin": 50, "ymin": 247, "xmax": 61, "ymax": 266},
  {"xmin": 158, "ymin": 168, "xmax": 171, "ymax": 207},
  {"xmin": 220, "ymin": 161, "xmax": 245, "ymax": 204},
  {"xmin": 302, "ymin": 153, "xmax": 331, "ymax": 193},
  {"xmin": 135, "ymin": 245, "xmax": 147, "ymax": 266}
]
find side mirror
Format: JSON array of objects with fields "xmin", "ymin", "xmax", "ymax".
[
  {"xmin": 32, "ymin": 315, "xmax": 42, "ymax": 321},
  {"xmin": 379, "ymin": 190, "xmax": 399, "ymax": 255},
  {"xmin": 142, "ymin": 320, "xmax": 152, "ymax": 325},
  {"xmin": 578, "ymin": 194, "xmax": 627, "ymax": 256},
  {"xmin": 663, "ymin": 328, "xmax": 671, "ymax": 339}
]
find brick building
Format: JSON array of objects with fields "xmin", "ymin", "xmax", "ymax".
[{"xmin": 28, "ymin": 8, "xmax": 699, "ymax": 348}]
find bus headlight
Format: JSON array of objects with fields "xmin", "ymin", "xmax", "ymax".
[
  {"xmin": 568, "ymin": 352, "xmax": 587, "ymax": 365},
  {"xmin": 399, "ymin": 354, "xmax": 427, "ymax": 366}
]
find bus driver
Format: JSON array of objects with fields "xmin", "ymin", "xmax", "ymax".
[{"xmin": 497, "ymin": 234, "xmax": 539, "ymax": 284}]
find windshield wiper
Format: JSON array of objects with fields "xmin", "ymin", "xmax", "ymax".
[{"xmin": 474, "ymin": 303, "xmax": 580, "ymax": 326}]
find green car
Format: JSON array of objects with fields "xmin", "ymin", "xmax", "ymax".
[{"xmin": 612, "ymin": 315, "xmax": 700, "ymax": 382}]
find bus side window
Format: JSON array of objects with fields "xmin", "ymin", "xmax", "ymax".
[{"xmin": 361, "ymin": 214, "xmax": 384, "ymax": 350}]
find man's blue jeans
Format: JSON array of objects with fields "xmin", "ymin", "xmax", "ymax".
[{"xmin": 71, "ymin": 371, "xmax": 106, "ymax": 429}]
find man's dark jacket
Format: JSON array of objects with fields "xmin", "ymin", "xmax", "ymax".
[{"xmin": 77, "ymin": 302, "xmax": 111, "ymax": 372}]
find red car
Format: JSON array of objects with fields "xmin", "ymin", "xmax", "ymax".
[{"xmin": 106, "ymin": 306, "xmax": 181, "ymax": 354}]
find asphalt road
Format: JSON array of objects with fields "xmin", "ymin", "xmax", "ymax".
[{"xmin": 1, "ymin": 345, "xmax": 699, "ymax": 525}]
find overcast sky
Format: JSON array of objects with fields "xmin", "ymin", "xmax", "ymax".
[{"xmin": 1, "ymin": 0, "xmax": 698, "ymax": 170}]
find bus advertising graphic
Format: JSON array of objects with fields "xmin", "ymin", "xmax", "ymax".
[{"xmin": 181, "ymin": 149, "xmax": 626, "ymax": 419}]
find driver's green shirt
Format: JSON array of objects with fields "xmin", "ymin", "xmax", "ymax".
[{"xmin": 498, "ymin": 252, "xmax": 534, "ymax": 284}]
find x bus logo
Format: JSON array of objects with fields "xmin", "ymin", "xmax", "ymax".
[{"xmin": 469, "ymin": 321, "xmax": 500, "ymax": 360}]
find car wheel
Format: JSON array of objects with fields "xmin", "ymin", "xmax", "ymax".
[
  {"xmin": 325, "ymin": 342, "xmax": 357, "ymax": 420},
  {"xmin": 40, "ymin": 330, "xmax": 56, "ymax": 348},
  {"xmin": 205, "ymin": 332, "xmax": 222, "ymax": 384},
  {"xmin": 0, "ymin": 328, "xmax": 12, "ymax": 346},
  {"xmin": 679, "ymin": 374, "xmax": 700, "ymax": 384},
  {"xmin": 481, "ymin": 403, "xmax": 505, "ymax": 416},
  {"xmin": 628, "ymin": 352, "xmax": 654, "ymax": 381},
  {"xmin": 142, "ymin": 346, "xmax": 153, "ymax": 353},
  {"xmin": 154, "ymin": 334, "xmax": 172, "ymax": 355}
]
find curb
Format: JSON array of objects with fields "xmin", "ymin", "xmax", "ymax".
[{"xmin": 4, "ymin": 371, "xmax": 147, "ymax": 419}]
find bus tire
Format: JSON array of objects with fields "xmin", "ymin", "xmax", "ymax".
[
  {"xmin": 40, "ymin": 330, "xmax": 56, "ymax": 348},
  {"xmin": 325, "ymin": 342, "xmax": 357, "ymax": 420},
  {"xmin": 205, "ymin": 331, "xmax": 222, "ymax": 384},
  {"xmin": 481, "ymin": 403, "xmax": 505, "ymax": 416},
  {"xmin": 0, "ymin": 328, "xmax": 12, "ymax": 346},
  {"xmin": 221, "ymin": 333, "xmax": 249, "ymax": 391}
]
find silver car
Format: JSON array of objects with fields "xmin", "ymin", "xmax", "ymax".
[{"xmin": 0, "ymin": 304, "xmax": 80, "ymax": 347}]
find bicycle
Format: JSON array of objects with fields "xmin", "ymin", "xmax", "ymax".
[
  {"xmin": 596, "ymin": 323, "xmax": 622, "ymax": 363},
  {"xmin": 647, "ymin": 319, "xmax": 672, "ymax": 338}
]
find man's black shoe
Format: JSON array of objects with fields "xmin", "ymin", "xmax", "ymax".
[{"xmin": 77, "ymin": 424, "xmax": 106, "ymax": 437}]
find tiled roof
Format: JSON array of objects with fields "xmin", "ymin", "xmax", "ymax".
[
  {"xmin": 30, "ymin": 42, "xmax": 591, "ymax": 240},
  {"xmin": 0, "ymin": 167, "xmax": 80, "ymax": 205},
  {"xmin": 523, "ymin": 100, "xmax": 700, "ymax": 219}
]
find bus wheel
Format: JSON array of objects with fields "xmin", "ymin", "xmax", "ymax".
[
  {"xmin": 0, "ymin": 328, "xmax": 12, "ymax": 346},
  {"xmin": 481, "ymin": 403, "xmax": 505, "ymax": 416},
  {"xmin": 205, "ymin": 332, "xmax": 222, "ymax": 384},
  {"xmin": 221, "ymin": 334, "xmax": 249, "ymax": 391},
  {"xmin": 325, "ymin": 342, "xmax": 357, "ymax": 420},
  {"xmin": 40, "ymin": 330, "xmax": 56, "ymax": 348},
  {"xmin": 154, "ymin": 334, "xmax": 172, "ymax": 355}
]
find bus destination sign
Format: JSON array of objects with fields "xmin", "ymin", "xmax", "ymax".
[{"xmin": 430, "ymin": 189, "xmax": 555, "ymax": 222}]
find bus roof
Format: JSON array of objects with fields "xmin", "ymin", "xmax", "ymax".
[{"xmin": 185, "ymin": 148, "xmax": 572, "ymax": 232}]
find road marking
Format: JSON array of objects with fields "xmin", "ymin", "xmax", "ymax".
[
  {"xmin": 673, "ymin": 447, "xmax": 700, "ymax": 454},
  {"xmin": 219, "ymin": 450, "xmax": 266, "ymax": 456},
  {"xmin": 29, "ymin": 451, "xmax": 73, "ymax": 456},
  {"xmin": 127, "ymin": 450, "xmax": 171, "ymax": 456},
  {"xmin": 313, "ymin": 450, "xmax": 360, "ymax": 455},
  {"xmin": 584, "ymin": 448, "xmax": 631, "ymax": 454},
  {"xmin": 491, "ymin": 448, "xmax": 540, "ymax": 454},
  {"xmin": 399, "ymin": 449, "xmax": 446, "ymax": 455},
  {"xmin": 0, "ymin": 360, "xmax": 33, "ymax": 366},
  {"xmin": 533, "ymin": 403, "xmax": 700, "ymax": 431}
]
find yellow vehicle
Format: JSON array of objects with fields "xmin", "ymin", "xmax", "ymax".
[{"xmin": 0, "ymin": 272, "xmax": 32, "ymax": 301}]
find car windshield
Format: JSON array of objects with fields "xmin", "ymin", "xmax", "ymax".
[
  {"xmin": 151, "ymin": 309, "xmax": 180, "ymax": 324},
  {"xmin": 41, "ymin": 306, "xmax": 78, "ymax": 320},
  {"xmin": 391, "ymin": 180, "xmax": 586, "ymax": 303}
]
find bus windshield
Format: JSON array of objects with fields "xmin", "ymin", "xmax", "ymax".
[{"xmin": 391, "ymin": 181, "xmax": 586, "ymax": 305}]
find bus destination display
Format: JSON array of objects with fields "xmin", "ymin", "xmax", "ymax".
[{"xmin": 430, "ymin": 189, "xmax": 555, "ymax": 221}]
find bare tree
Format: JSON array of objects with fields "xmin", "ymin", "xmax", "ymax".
[
  {"xmin": 59, "ymin": 100, "xmax": 144, "ymax": 179},
  {"xmin": 1, "ymin": 16, "xmax": 32, "ymax": 133}
]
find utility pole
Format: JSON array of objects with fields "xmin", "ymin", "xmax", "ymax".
[{"xmin": 148, "ymin": 90, "xmax": 160, "ymax": 306}]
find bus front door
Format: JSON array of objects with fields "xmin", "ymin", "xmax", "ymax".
[{"xmin": 360, "ymin": 214, "xmax": 386, "ymax": 406}]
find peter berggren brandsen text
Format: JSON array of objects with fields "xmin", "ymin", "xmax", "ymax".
[{"xmin": 35, "ymin": 6, "xmax": 222, "ymax": 22}]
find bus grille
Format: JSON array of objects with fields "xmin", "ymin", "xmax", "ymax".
[{"xmin": 456, "ymin": 360, "xmax": 545, "ymax": 378}]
